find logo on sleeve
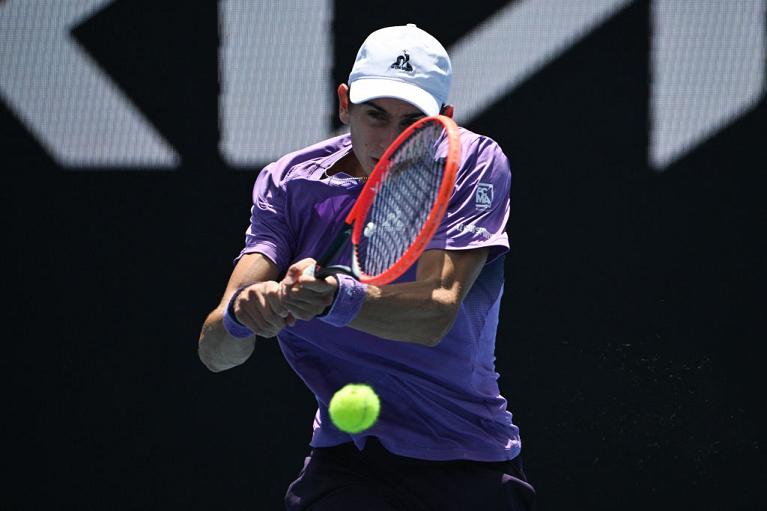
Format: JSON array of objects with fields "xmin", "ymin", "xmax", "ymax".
[
  {"xmin": 475, "ymin": 183, "xmax": 494, "ymax": 210},
  {"xmin": 456, "ymin": 222, "xmax": 491, "ymax": 240}
]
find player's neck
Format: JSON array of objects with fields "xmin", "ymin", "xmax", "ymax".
[{"xmin": 328, "ymin": 153, "xmax": 367, "ymax": 179}]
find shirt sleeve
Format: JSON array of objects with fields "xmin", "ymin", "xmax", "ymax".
[
  {"xmin": 235, "ymin": 163, "xmax": 295, "ymax": 273},
  {"xmin": 425, "ymin": 136, "xmax": 511, "ymax": 264}
]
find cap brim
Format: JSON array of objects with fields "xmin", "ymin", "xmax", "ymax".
[{"xmin": 349, "ymin": 78, "xmax": 440, "ymax": 116}]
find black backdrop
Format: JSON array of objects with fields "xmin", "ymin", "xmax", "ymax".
[{"xmin": 4, "ymin": 1, "xmax": 766, "ymax": 509}]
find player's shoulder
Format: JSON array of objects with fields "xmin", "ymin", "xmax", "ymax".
[
  {"xmin": 262, "ymin": 134, "xmax": 352, "ymax": 185},
  {"xmin": 456, "ymin": 126, "xmax": 510, "ymax": 174},
  {"xmin": 458, "ymin": 126, "xmax": 507, "ymax": 157}
]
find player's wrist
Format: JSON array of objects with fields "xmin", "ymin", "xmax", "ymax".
[
  {"xmin": 318, "ymin": 274, "xmax": 367, "ymax": 327},
  {"xmin": 223, "ymin": 285, "xmax": 254, "ymax": 338},
  {"xmin": 318, "ymin": 275, "xmax": 340, "ymax": 314}
]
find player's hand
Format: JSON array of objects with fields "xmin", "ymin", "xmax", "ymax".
[
  {"xmin": 231, "ymin": 281, "xmax": 295, "ymax": 338},
  {"xmin": 281, "ymin": 258, "xmax": 338, "ymax": 321}
]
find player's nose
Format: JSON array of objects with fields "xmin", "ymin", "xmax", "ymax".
[{"xmin": 379, "ymin": 124, "xmax": 403, "ymax": 152}]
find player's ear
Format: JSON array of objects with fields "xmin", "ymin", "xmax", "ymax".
[
  {"xmin": 440, "ymin": 104, "xmax": 454, "ymax": 118},
  {"xmin": 338, "ymin": 83, "xmax": 351, "ymax": 125}
]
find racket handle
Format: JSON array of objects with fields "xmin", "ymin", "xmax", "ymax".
[
  {"xmin": 313, "ymin": 264, "xmax": 354, "ymax": 280},
  {"xmin": 299, "ymin": 265, "xmax": 333, "ymax": 279},
  {"xmin": 310, "ymin": 266, "xmax": 334, "ymax": 279}
]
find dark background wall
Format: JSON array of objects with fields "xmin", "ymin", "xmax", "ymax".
[{"xmin": 3, "ymin": 1, "xmax": 765, "ymax": 509}]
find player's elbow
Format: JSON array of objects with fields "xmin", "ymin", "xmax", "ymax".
[
  {"xmin": 197, "ymin": 337, "xmax": 242, "ymax": 373},
  {"xmin": 421, "ymin": 296, "xmax": 460, "ymax": 347},
  {"xmin": 420, "ymin": 320, "xmax": 455, "ymax": 347},
  {"xmin": 198, "ymin": 345, "xmax": 227, "ymax": 372},
  {"xmin": 199, "ymin": 349, "xmax": 243, "ymax": 372},
  {"xmin": 420, "ymin": 331, "xmax": 445, "ymax": 347}
]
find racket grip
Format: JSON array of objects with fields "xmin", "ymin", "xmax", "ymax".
[
  {"xmin": 304, "ymin": 264, "xmax": 337, "ymax": 280},
  {"xmin": 311, "ymin": 264, "xmax": 354, "ymax": 280},
  {"xmin": 300, "ymin": 265, "xmax": 333, "ymax": 279},
  {"xmin": 301, "ymin": 264, "xmax": 350, "ymax": 279}
]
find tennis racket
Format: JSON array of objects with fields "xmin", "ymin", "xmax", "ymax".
[{"xmin": 304, "ymin": 114, "xmax": 460, "ymax": 285}]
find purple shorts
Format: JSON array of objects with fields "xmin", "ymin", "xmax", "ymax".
[{"xmin": 285, "ymin": 438, "xmax": 536, "ymax": 510}]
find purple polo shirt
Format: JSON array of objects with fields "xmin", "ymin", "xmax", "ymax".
[{"xmin": 237, "ymin": 129, "xmax": 521, "ymax": 462}]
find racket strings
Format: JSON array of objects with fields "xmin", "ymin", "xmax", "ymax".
[{"xmin": 358, "ymin": 122, "xmax": 446, "ymax": 277}]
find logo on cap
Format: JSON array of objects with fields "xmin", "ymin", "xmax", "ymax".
[{"xmin": 390, "ymin": 51, "xmax": 414, "ymax": 73}]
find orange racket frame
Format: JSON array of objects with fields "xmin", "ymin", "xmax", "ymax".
[{"xmin": 347, "ymin": 114, "xmax": 461, "ymax": 285}]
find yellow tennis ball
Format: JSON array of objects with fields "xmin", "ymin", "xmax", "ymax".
[{"xmin": 328, "ymin": 383, "xmax": 381, "ymax": 434}]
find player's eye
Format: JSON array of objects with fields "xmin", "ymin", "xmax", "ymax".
[
  {"xmin": 367, "ymin": 111, "xmax": 386, "ymax": 121},
  {"xmin": 401, "ymin": 116, "xmax": 423, "ymax": 128}
]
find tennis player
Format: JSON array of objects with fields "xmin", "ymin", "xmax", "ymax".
[{"xmin": 198, "ymin": 24, "xmax": 536, "ymax": 510}]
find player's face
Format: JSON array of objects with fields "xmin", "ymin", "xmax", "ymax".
[{"xmin": 338, "ymin": 84, "xmax": 425, "ymax": 176}]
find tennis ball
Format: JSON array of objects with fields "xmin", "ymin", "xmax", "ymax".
[{"xmin": 328, "ymin": 383, "xmax": 380, "ymax": 434}]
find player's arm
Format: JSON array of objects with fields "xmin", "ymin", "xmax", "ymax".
[
  {"xmin": 198, "ymin": 252, "xmax": 294, "ymax": 372},
  {"xmin": 353, "ymin": 247, "xmax": 488, "ymax": 345},
  {"xmin": 282, "ymin": 247, "xmax": 488, "ymax": 346}
]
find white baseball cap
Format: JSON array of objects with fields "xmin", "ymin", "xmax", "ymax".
[{"xmin": 348, "ymin": 24, "xmax": 452, "ymax": 116}]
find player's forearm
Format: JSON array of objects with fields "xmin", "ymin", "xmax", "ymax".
[
  {"xmin": 198, "ymin": 308, "xmax": 255, "ymax": 372},
  {"xmin": 348, "ymin": 278, "xmax": 460, "ymax": 346}
]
